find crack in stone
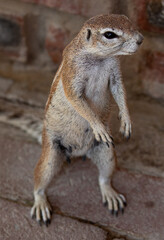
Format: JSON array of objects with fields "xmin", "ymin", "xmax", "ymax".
[{"xmin": 0, "ymin": 195, "xmax": 141, "ymax": 240}]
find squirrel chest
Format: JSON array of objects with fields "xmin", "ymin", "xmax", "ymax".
[{"xmin": 83, "ymin": 57, "xmax": 111, "ymax": 108}]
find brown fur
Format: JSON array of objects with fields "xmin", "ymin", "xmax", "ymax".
[{"xmin": 45, "ymin": 63, "xmax": 63, "ymax": 112}]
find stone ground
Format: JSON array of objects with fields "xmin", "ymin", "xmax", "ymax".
[{"xmin": 0, "ymin": 77, "xmax": 164, "ymax": 240}]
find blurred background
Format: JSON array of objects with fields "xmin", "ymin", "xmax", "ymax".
[
  {"xmin": 0, "ymin": 1, "xmax": 164, "ymax": 239},
  {"xmin": 0, "ymin": 0, "xmax": 163, "ymax": 102}
]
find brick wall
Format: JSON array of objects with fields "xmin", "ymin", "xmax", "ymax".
[{"xmin": 0, "ymin": 0, "xmax": 163, "ymax": 99}]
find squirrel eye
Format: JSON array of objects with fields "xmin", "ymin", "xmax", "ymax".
[{"xmin": 104, "ymin": 31, "xmax": 118, "ymax": 39}]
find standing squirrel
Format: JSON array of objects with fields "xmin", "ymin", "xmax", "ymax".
[{"xmin": 31, "ymin": 14, "xmax": 143, "ymax": 225}]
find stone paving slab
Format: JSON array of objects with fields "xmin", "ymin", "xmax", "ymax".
[
  {"xmin": 0, "ymin": 199, "xmax": 107, "ymax": 240},
  {"xmin": 49, "ymin": 161, "xmax": 164, "ymax": 240},
  {"xmin": 0, "ymin": 123, "xmax": 40, "ymax": 203},
  {"xmin": 0, "ymin": 123, "xmax": 164, "ymax": 240}
]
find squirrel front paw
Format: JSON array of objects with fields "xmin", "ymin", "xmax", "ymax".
[
  {"xmin": 91, "ymin": 122, "xmax": 114, "ymax": 147},
  {"xmin": 119, "ymin": 113, "xmax": 131, "ymax": 139}
]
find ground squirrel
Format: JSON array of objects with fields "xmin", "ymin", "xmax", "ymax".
[{"xmin": 31, "ymin": 14, "xmax": 143, "ymax": 225}]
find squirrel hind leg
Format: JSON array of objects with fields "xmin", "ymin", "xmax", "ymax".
[
  {"xmin": 31, "ymin": 130, "xmax": 65, "ymax": 225},
  {"xmin": 87, "ymin": 142, "xmax": 127, "ymax": 216}
]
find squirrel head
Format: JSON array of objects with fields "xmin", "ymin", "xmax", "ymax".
[{"xmin": 80, "ymin": 14, "xmax": 143, "ymax": 57}]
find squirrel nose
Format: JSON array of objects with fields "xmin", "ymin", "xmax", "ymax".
[{"xmin": 137, "ymin": 34, "xmax": 144, "ymax": 45}]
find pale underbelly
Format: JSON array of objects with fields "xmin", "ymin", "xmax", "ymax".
[{"xmin": 46, "ymin": 82, "xmax": 110, "ymax": 155}]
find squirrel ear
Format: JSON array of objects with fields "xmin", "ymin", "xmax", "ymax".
[{"xmin": 86, "ymin": 29, "xmax": 91, "ymax": 41}]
